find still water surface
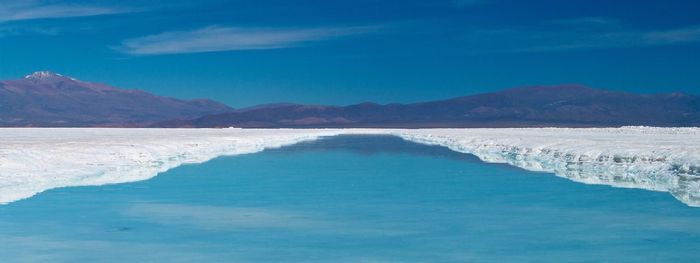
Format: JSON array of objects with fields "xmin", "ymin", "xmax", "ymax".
[{"xmin": 1, "ymin": 136, "xmax": 699, "ymax": 262}]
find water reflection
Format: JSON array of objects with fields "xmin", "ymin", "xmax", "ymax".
[{"xmin": 269, "ymin": 135, "xmax": 482, "ymax": 163}]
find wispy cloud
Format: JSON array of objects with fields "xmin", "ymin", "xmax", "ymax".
[
  {"xmin": 0, "ymin": 25, "xmax": 61, "ymax": 37},
  {"xmin": 547, "ymin": 17, "xmax": 619, "ymax": 27},
  {"xmin": 0, "ymin": 0, "xmax": 127, "ymax": 23},
  {"xmin": 124, "ymin": 203, "xmax": 330, "ymax": 230},
  {"xmin": 115, "ymin": 25, "xmax": 380, "ymax": 55},
  {"xmin": 122, "ymin": 203, "xmax": 419, "ymax": 236},
  {"xmin": 452, "ymin": 0, "xmax": 486, "ymax": 7},
  {"xmin": 643, "ymin": 26, "xmax": 700, "ymax": 45},
  {"xmin": 463, "ymin": 18, "xmax": 700, "ymax": 53}
]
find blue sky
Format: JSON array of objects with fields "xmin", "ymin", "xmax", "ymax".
[{"xmin": 1, "ymin": 0, "xmax": 699, "ymax": 107}]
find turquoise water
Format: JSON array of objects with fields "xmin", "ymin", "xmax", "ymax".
[{"xmin": 1, "ymin": 135, "xmax": 699, "ymax": 262}]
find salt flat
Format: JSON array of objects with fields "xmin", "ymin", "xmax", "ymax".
[{"xmin": 0, "ymin": 127, "xmax": 698, "ymax": 206}]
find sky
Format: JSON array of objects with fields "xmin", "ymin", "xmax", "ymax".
[{"xmin": 0, "ymin": 0, "xmax": 699, "ymax": 107}]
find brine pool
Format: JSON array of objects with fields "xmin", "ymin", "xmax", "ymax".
[{"xmin": 1, "ymin": 135, "xmax": 699, "ymax": 262}]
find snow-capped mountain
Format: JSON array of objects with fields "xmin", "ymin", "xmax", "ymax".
[{"xmin": 0, "ymin": 71, "xmax": 232, "ymax": 126}]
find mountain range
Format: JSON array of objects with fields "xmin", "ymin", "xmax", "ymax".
[
  {"xmin": 0, "ymin": 72, "xmax": 231, "ymax": 127},
  {"xmin": 158, "ymin": 85, "xmax": 700, "ymax": 128},
  {"xmin": 1, "ymin": 72, "xmax": 699, "ymax": 127}
]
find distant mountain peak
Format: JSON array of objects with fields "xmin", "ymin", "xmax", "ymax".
[
  {"xmin": 24, "ymin": 71, "xmax": 76, "ymax": 81},
  {"xmin": 1, "ymin": 72, "xmax": 233, "ymax": 127}
]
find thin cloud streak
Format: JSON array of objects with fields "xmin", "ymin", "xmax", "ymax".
[
  {"xmin": 452, "ymin": 0, "xmax": 486, "ymax": 7},
  {"xmin": 0, "ymin": 0, "xmax": 127, "ymax": 23},
  {"xmin": 0, "ymin": 25, "xmax": 61, "ymax": 38},
  {"xmin": 116, "ymin": 25, "xmax": 380, "ymax": 55},
  {"xmin": 644, "ymin": 26, "xmax": 700, "ymax": 45},
  {"xmin": 463, "ymin": 18, "xmax": 700, "ymax": 53}
]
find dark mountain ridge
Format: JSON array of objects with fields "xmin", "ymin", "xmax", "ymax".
[
  {"xmin": 0, "ymin": 72, "xmax": 232, "ymax": 127},
  {"xmin": 156, "ymin": 85, "xmax": 700, "ymax": 128},
  {"xmin": 2, "ymin": 72, "xmax": 697, "ymax": 128}
]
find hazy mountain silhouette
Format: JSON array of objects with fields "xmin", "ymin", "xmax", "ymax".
[
  {"xmin": 2, "ymin": 72, "xmax": 698, "ymax": 128},
  {"xmin": 0, "ymin": 72, "xmax": 232, "ymax": 127},
  {"xmin": 156, "ymin": 85, "xmax": 700, "ymax": 128}
]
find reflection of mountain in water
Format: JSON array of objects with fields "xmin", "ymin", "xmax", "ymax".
[
  {"xmin": 268, "ymin": 134, "xmax": 700, "ymax": 207},
  {"xmin": 267, "ymin": 135, "xmax": 483, "ymax": 163}
]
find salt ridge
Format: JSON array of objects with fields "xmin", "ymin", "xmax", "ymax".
[
  {"xmin": 0, "ymin": 128, "xmax": 382, "ymax": 204},
  {"xmin": 0, "ymin": 127, "xmax": 698, "ymax": 206},
  {"xmin": 392, "ymin": 127, "xmax": 700, "ymax": 207}
]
